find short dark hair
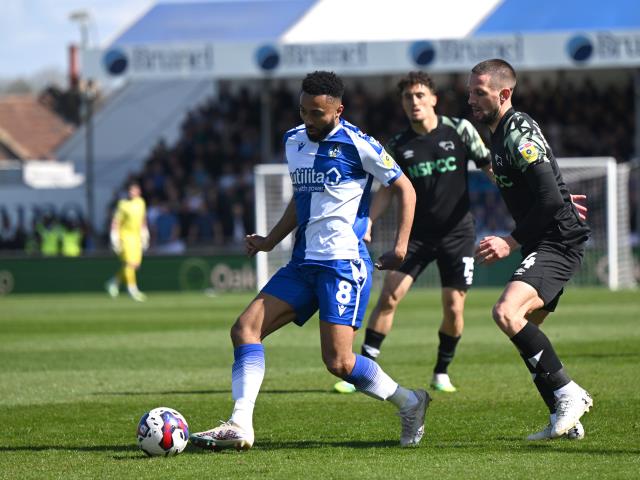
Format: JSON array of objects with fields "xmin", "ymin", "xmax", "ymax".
[
  {"xmin": 301, "ymin": 71, "xmax": 345, "ymax": 99},
  {"xmin": 471, "ymin": 59, "xmax": 517, "ymax": 90},
  {"xmin": 397, "ymin": 71, "xmax": 436, "ymax": 95}
]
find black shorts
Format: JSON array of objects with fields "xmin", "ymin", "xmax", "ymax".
[
  {"xmin": 510, "ymin": 242, "xmax": 584, "ymax": 312},
  {"xmin": 398, "ymin": 220, "xmax": 475, "ymax": 290}
]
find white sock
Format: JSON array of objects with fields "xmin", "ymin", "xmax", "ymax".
[
  {"xmin": 230, "ymin": 399, "xmax": 256, "ymax": 432},
  {"xmin": 553, "ymin": 380, "xmax": 581, "ymax": 399},
  {"xmin": 229, "ymin": 344, "xmax": 265, "ymax": 431}
]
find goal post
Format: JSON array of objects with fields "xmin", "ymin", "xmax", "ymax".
[
  {"xmin": 254, "ymin": 163, "xmax": 293, "ymax": 290},
  {"xmin": 557, "ymin": 157, "xmax": 635, "ymax": 290},
  {"xmin": 254, "ymin": 158, "xmax": 636, "ymax": 291}
]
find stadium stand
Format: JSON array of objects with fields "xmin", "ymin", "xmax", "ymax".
[
  {"xmin": 0, "ymin": 72, "xmax": 635, "ymax": 254},
  {"xmin": 101, "ymin": 73, "xmax": 634, "ymax": 252}
]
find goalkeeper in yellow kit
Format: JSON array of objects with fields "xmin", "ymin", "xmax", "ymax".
[{"xmin": 105, "ymin": 182, "xmax": 149, "ymax": 301}]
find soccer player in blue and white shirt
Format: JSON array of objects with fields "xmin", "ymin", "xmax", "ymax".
[{"xmin": 190, "ymin": 71, "xmax": 429, "ymax": 451}]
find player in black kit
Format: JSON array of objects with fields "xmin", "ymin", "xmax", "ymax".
[
  {"xmin": 334, "ymin": 71, "xmax": 493, "ymax": 395},
  {"xmin": 468, "ymin": 59, "xmax": 593, "ymax": 440}
]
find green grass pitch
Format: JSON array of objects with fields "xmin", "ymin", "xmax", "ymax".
[{"xmin": 1, "ymin": 288, "xmax": 639, "ymax": 479}]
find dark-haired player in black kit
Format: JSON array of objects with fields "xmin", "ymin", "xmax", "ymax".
[
  {"xmin": 468, "ymin": 59, "xmax": 593, "ymax": 441},
  {"xmin": 334, "ymin": 71, "xmax": 493, "ymax": 396}
]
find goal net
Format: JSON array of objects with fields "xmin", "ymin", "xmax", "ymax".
[{"xmin": 254, "ymin": 158, "xmax": 636, "ymax": 291}]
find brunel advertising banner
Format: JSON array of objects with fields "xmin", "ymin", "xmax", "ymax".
[{"xmin": 85, "ymin": 30, "xmax": 640, "ymax": 81}]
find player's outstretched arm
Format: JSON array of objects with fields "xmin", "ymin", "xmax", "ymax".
[
  {"xmin": 375, "ymin": 174, "xmax": 415, "ymax": 270},
  {"xmin": 246, "ymin": 197, "xmax": 297, "ymax": 257}
]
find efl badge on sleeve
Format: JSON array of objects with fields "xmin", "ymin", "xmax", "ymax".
[
  {"xmin": 517, "ymin": 142, "xmax": 539, "ymax": 163},
  {"xmin": 382, "ymin": 150, "xmax": 395, "ymax": 168}
]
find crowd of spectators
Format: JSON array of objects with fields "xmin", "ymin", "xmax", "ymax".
[
  {"xmin": 111, "ymin": 73, "xmax": 635, "ymax": 252},
  {"xmin": 1, "ymin": 73, "xmax": 636, "ymax": 253}
]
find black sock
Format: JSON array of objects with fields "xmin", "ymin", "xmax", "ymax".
[
  {"xmin": 510, "ymin": 322, "xmax": 572, "ymax": 391},
  {"xmin": 433, "ymin": 331, "xmax": 461, "ymax": 374},
  {"xmin": 519, "ymin": 353, "xmax": 557, "ymax": 413},
  {"xmin": 361, "ymin": 328, "xmax": 386, "ymax": 360}
]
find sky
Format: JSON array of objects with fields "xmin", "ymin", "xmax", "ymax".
[{"xmin": 0, "ymin": 0, "xmax": 193, "ymax": 79}]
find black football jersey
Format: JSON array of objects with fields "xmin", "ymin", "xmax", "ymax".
[
  {"xmin": 489, "ymin": 108, "xmax": 590, "ymax": 248},
  {"xmin": 387, "ymin": 116, "xmax": 490, "ymax": 237}
]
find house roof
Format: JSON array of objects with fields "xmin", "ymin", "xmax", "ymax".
[{"xmin": 0, "ymin": 96, "xmax": 74, "ymax": 160}]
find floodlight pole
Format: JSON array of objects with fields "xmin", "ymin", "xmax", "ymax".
[
  {"xmin": 69, "ymin": 10, "xmax": 95, "ymax": 240},
  {"xmin": 84, "ymin": 84, "xmax": 95, "ymax": 239}
]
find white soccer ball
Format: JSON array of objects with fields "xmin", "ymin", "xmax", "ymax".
[{"xmin": 136, "ymin": 407, "xmax": 189, "ymax": 456}]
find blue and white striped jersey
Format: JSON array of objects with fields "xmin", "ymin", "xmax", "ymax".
[{"xmin": 284, "ymin": 118, "xmax": 402, "ymax": 262}]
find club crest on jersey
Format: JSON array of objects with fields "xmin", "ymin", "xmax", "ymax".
[
  {"xmin": 494, "ymin": 154, "xmax": 503, "ymax": 166},
  {"xmin": 439, "ymin": 140, "xmax": 455, "ymax": 151},
  {"xmin": 329, "ymin": 143, "xmax": 341, "ymax": 158},
  {"xmin": 518, "ymin": 142, "xmax": 539, "ymax": 163}
]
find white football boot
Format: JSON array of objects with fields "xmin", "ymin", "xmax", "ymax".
[
  {"xmin": 430, "ymin": 373, "xmax": 457, "ymax": 393},
  {"xmin": 552, "ymin": 389, "xmax": 593, "ymax": 438},
  {"xmin": 190, "ymin": 421, "xmax": 254, "ymax": 451},
  {"xmin": 398, "ymin": 389, "xmax": 430, "ymax": 447},
  {"xmin": 527, "ymin": 420, "xmax": 585, "ymax": 441}
]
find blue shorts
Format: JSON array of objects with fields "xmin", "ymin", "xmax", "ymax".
[{"xmin": 262, "ymin": 258, "xmax": 373, "ymax": 328}]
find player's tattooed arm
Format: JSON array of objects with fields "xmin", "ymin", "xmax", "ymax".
[{"xmin": 246, "ymin": 198, "xmax": 297, "ymax": 257}]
